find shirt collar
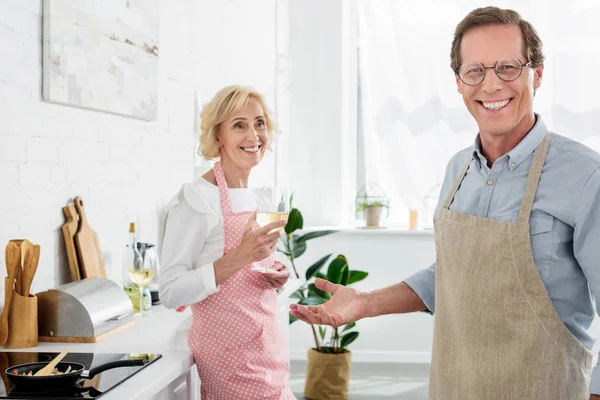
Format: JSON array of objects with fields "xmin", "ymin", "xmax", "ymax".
[{"xmin": 471, "ymin": 114, "xmax": 548, "ymax": 170}]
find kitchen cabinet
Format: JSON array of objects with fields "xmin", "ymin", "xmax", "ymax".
[{"xmin": 147, "ymin": 366, "xmax": 200, "ymax": 400}]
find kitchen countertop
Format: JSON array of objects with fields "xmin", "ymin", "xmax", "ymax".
[
  {"xmin": 2, "ymin": 305, "xmax": 195, "ymax": 400},
  {"xmin": 0, "ymin": 278, "xmax": 303, "ymax": 400}
]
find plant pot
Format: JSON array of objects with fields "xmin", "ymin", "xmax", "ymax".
[
  {"xmin": 364, "ymin": 206, "xmax": 384, "ymax": 227},
  {"xmin": 304, "ymin": 348, "xmax": 351, "ymax": 400}
]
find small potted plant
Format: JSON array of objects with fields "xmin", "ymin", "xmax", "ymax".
[
  {"xmin": 280, "ymin": 206, "xmax": 368, "ymax": 399},
  {"xmin": 355, "ymin": 184, "xmax": 389, "ymax": 228}
]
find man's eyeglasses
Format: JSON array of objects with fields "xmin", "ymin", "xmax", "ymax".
[{"xmin": 456, "ymin": 58, "xmax": 532, "ymax": 86}]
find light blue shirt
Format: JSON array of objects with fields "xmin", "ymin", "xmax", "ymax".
[{"xmin": 404, "ymin": 115, "xmax": 600, "ymax": 393}]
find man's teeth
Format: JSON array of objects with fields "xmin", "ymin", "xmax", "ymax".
[
  {"xmin": 482, "ymin": 99, "xmax": 510, "ymax": 110},
  {"xmin": 242, "ymin": 145, "xmax": 260, "ymax": 153}
]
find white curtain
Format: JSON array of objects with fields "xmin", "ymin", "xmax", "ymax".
[{"xmin": 357, "ymin": 0, "xmax": 600, "ymax": 226}]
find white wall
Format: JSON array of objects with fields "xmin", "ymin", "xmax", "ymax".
[
  {"xmin": 288, "ymin": 0, "xmax": 357, "ymax": 227},
  {"xmin": 0, "ymin": 0, "xmax": 279, "ymax": 295}
]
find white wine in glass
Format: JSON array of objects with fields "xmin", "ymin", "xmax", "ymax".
[
  {"xmin": 128, "ymin": 269, "xmax": 155, "ymax": 316},
  {"xmin": 129, "ymin": 269, "xmax": 155, "ymax": 287},
  {"xmin": 256, "ymin": 211, "xmax": 289, "ymax": 233},
  {"xmin": 252, "ymin": 186, "xmax": 290, "ymax": 273}
]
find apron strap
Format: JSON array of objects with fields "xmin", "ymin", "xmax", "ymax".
[
  {"xmin": 213, "ymin": 161, "xmax": 233, "ymax": 216},
  {"xmin": 517, "ymin": 133, "xmax": 551, "ymax": 224},
  {"xmin": 442, "ymin": 158, "xmax": 472, "ymax": 210}
]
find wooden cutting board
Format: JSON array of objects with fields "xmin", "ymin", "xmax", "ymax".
[
  {"xmin": 62, "ymin": 205, "xmax": 82, "ymax": 281},
  {"xmin": 73, "ymin": 197, "xmax": 106, "ymax": 279}
]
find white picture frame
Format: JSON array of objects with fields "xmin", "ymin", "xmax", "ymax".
[{"xmin": 42, "ymin": 0, "xmax": 159, "ymax": 121}]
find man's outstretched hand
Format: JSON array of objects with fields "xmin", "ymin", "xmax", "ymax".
[{"xmin": 289, "ymin": 278, "xmax": 369, "ymax": 327}]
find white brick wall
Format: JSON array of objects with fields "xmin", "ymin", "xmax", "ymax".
[{"xmin": 0, "ymin": 0, "xmax": 278, "ymax": 295}]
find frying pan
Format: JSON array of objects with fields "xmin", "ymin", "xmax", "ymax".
[{"xmin": 5, "ymin": 359, "xmax": 144, "ymax": 392}]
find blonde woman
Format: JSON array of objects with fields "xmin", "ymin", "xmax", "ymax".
[{"xmin": 160, "ymin": 85, "xmax": 295, "ymax": 399}]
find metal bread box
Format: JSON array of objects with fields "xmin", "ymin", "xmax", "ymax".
[{"xmin": 37, "ymin": 277, "xmax": 135, "ymax": 342}]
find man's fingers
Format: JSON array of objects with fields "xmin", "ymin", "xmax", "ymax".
[
  {"xmin": 290, "ymin": 304, "xmax": 326, "ymax": 323},
  {"xmin": 314, "ymin": 278, "xmax": 339, "ymax": 293},
  {"xmin": 289, "ymin": 308, "xmax": 312, "ymax": 324}
]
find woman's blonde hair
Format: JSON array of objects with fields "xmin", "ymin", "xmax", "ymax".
[{"xmin": 198, "ymin": 85, "xmax": 277, "ymax": 160}]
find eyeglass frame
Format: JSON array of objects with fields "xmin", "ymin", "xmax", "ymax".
[{"xmin": 455, "ymin": 58, "xmax": 532, "ymax": 86}]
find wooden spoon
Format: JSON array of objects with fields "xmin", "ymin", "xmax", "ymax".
[
  {"xmin": 0, "ymin": 243, "xmax": 21, "ymax": 345},
  {"xmin": 34, "ymin": 349, "xmax": 69, "ymax": 376},
  {"xmin": 21, "ymin": 245, "xmax": 39, "ymax": 297}
]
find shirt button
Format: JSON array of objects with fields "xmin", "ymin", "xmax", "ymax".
[
  {"xmin": 511, "ymin": 162, "xmax": 516, "ymax": 168},
  {"xmin": 487, "ymin": 179, "xmax": 494, "ymax": 186}
]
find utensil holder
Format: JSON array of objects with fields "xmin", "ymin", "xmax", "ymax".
[{"xmin": 5, "ymin": 282, "xmax": 38, "ymax": 349}]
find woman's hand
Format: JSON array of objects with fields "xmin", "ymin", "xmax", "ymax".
[
  {"xmin": 262, "ymin": 261, "xmax": 290, "ymax": 290},
  {"xmin": 213, "ymin": 214, "xmax": 286, "ymax": 285},
  {"xmin": 234, "ymin": 215, "xmax": 286, "ymax": 264}
]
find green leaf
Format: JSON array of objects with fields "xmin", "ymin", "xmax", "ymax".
[
  {"xmin": 277, "ymin": 248, "xmax": 291, "ymax": 256},
  {"xmin": 292, "ymin": 241, "xmax": 307, "ymax": 258},
  {"xmin": 289, "ymin": 314, "xmax": 298, "ymax": 324},
  {"xmin": 340, "ymin": 263, "xmax": 350, "ymax": 286},
  {"xmin": 308, "ymin": 283, "xmax": 331, "ymax": 300},
  {"xmin": 296, "ymin": 230, "xmax": 337, "ymax": 245},
  {"xmin": 318, "ymin": 326, "xmax": 327, "ymax": 341},
  {"xmin": 319, "ymin": 346, "xmax": 335, "ymax": 354},
  {"xmin": 285, "ymin": 208, "xmax": 303, "ymax": 234},
  {"xmin": 348, "ymin": 270, "xmax": 368, "ymax": 285},
  {"xmin": 341, "ymin": 322, "xmax": 356, "ymax": 333},
  {"xmin": 327, "ymin": 255, "xmax": 348, "ymax": 285},
  {"xmin": 305, "ymin": 254, "xmax": 332, "ymax": 281},
  {"xmin": 340, "ymin": 331, "xmax": 359, "ymax": 348},
  {"xmin": 291, "ymin": 290, "xmax": 304, "ymax": 300},
  {"xmin": 315, "ymin": 272, "xmax": 327, "ymax": 280},
  {"xmin": 298, "ymin": 296, "xmax": 327, "ymax": 306}
]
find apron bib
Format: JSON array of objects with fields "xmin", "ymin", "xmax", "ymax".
[
  {"xmin": 188, "ymin": 161, "xmax": 295, "ymax": 400},
  {"xmin": 430, "ymin": 134, "xmax": 592, "ymax": 400}
]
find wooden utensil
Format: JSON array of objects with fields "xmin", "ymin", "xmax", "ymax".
[
  {"xmin": 74, "ymin": 197, "xmax": 106, "ymax": 279},
  {"xmin": 0, "ymin": 243, "xmax": 20, "ymax": 345},
  {"xmin": 62, "ymin": 205, "xmax": 82, "ymax": 281},
  {"xmin": 21, "ymin": 245, "xmax": 39, "ymax": 296},
  {"xmin": 33, "ymin": 349, "xmax": 69, "ymax": 376},
  {"xmin": 16, "ymin": 240, "xmax": 32, "ymax": 296}
]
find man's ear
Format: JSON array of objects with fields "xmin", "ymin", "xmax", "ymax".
[
  {"xmin": 533, "ymin": 63, "xmax": 544, "ymax": 90},
  {"xmin": 456, "ymin": 74, "xmax": 463, "ymax": 95}
]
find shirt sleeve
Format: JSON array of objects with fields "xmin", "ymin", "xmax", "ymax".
[
  {"xmin": 571, "ymin": 167, "xmax": 600, "ymax": 395},
  {"xmin": 403, "ymin": 262, "xmax": 436, "ymax": 313},
  {"xmin": 158, "ymin": 200, "xmax": 219, "ymax": 309}
]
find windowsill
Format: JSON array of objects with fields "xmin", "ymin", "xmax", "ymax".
[{"xmin": 299, "ymin": 225, "xmax": 435, "ymax": 236}]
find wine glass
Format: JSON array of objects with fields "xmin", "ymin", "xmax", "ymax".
[
  {"xmin": 128, "ymin": 253, "xmax": 155, "ymax": 317},
  {"xmin": 251, "ymin": 186, "xmax": 290, "ymax": 273}
]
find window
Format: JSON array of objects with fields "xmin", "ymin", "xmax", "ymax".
[{"xmin": 357, "ymin": 0, "xmax": 600, "ymax": 227}]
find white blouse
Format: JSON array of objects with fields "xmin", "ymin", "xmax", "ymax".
[{"xmin": 158, "ymin": 176, "xmax": 266, "ymax": 309}]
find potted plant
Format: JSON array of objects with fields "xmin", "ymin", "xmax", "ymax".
[
  {"xmin": 355, "ymin": 184, "xmax": 389, "ymax": 228},
  {"xmin": 357, "ymin": 200, "xmax": 389, "ymax": 228},
  {"xmin": 279, "ymin": 205, "xmax": 368, "ymax": 400}
]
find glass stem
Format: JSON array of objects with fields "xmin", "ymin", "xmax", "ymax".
[{"xmin": 138, "ymin": 286, "xmax": 144, "ymax": 314}]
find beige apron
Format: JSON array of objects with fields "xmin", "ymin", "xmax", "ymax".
[{"xmin": 430, "ymin": 133, "xmax": 593, "ymax": 400}]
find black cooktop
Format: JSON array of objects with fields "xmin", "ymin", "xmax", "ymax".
[{"xmin": 0, "ymin": 351, "xmax": 162, "ymax": 399}]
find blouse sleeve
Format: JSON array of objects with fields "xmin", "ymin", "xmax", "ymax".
[{"xmin": 158, "ymin": 188, "xmax": 220, "ymax": 309}]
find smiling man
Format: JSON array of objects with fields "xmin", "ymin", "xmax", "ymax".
[{"xmin": 290, "ymin": 7, "xmax": 600, "ymax": 400}]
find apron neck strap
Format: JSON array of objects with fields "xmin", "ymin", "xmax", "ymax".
[
  {"xmin": 442, "ymin": 159, "xmax": 471, "ymax": 210},
  {"xmin": 214, "ymin": 161, "xmax": 233, "ymax": 215},
  {"xmin": 442, "ymin": 132, "xmax": 552, "ymax": 220},
  {"xmin": 517, "ymin": 133, "xmax": 551, "ymax": 224}
]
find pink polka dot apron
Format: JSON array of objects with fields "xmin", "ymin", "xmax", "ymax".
[{"xmin": 186, "ymin": 161, "xmax": 294, "ymax": 400}]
